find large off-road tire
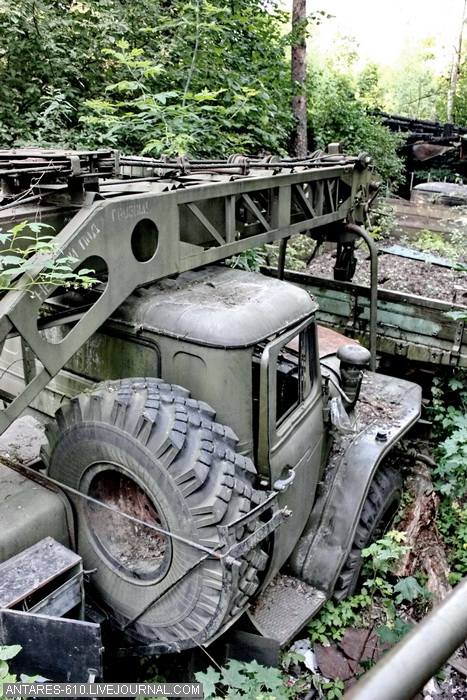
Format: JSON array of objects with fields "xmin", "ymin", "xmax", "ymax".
[
  {"xmin": 333, "ymin": 464, "xmax": 403, "ymax": 600},
  {"xmin": 42, "ymin": 378, "xmax": 267, "ymax": 649}
]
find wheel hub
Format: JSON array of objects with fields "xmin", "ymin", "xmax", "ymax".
[{"xmin": 82, "ymin": 464, "xmax": 171, "ymax": 582}]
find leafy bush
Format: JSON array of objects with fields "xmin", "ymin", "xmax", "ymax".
[
  {"xmin": 307, "ymin": 593, "xmax": 371, "ymax": 644},
  {"xmin": 0, "ymin": 222, "xmax": 95, "ymax": 294},
  {"xmin": 307, "ymin": 64, "xmax": 406, "ymax": 186},
  {"xmin": 0, "ymin": 0, "xmax": 293, "ymax": 156},
  {"xmin": 306, "ymin": 529, "xmax": 430, "ymax": 669},
  {"xmin": 430, "ymin": 373, "xmax": 467, "ymax": 498},
  {"xmin": 0, "ymin": 645, "xmax": 40, "ymax": 699},
  {"xmin": 195, "ymin": 659, "xmax": 291, "ymax": 700}
]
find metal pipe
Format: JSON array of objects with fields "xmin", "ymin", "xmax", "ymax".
[
  {"xmin": 343, "ymin": 577, "xmax": 467, "ymax": 700},
  {"xmin": 277, "ymin": 237, "xmax": 289, "ymax": 280},
  {"xmin": 344, "ymin": 223, "xmax": 378, "ymax": 371}
]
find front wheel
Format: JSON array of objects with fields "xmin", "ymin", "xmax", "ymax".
[
  {"xmin": 42, "ymin": 378, "xmax": 267, "ymax": 649},
  {"xmin": 333, "ymin": 464, "xmax": 403, "ymax": 600}
]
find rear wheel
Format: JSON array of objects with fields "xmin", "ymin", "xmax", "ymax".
[
  {"xmin": 43, "ymin": 378, "xmax": 267, "ymax": 648},
  {"xmin": 333, "ymin": 464, "xmax": 403, "ymax": 600}
]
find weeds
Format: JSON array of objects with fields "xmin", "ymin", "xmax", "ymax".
[
  {"xmin": 307, "ymin": 593, "xmax": 371, "ymax": 644},
  {"xmin": 195, "ymin": 659, "xmax": 291, "ymax": 700},
  {"xmin": 429, "ymin": 369, "xmax": 467, "ymax": 581},
  {"xmin": 367, "ymin": 200, "xmax": 398, "ymax": 239}
]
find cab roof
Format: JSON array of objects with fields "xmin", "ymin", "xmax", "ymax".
[{"xmin": 113, "ymin": 266, "xmax": 318, "ymax": 348}]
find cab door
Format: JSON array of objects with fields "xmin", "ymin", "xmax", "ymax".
[{"xmin": 256, "ymin": 318, "xmax": 325, "ymax": 577}]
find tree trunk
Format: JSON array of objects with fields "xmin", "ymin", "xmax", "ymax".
[
  {"xmin": 447, "ymin": 0, "xmax": 467, "ymax": 123},
  {"xmin": 394, "ymin": 463, "xmax": 451, "ymax": 604},
  {"xmin": 292, "ymin": 0, "xmax": 307, "ymax": 158}
]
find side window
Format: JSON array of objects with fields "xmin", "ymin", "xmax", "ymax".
[
  {"xmin": 276, "ymin": 327, "xmax": 313, "ymax": 424},
  {"xmin": 251, "ymin": 320, "xmax": 316, "ymax": 464}
]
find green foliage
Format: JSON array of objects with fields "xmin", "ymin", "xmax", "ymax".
[
  {"xmin": 361, "ymin": 530, "xmax": 409, "ymax": 580},
  {"xmin": 307, "ymin": 591, "xmax": 371, "ymax": 644},
  {"xmin": 415, "ymin": 167, "xmax": 463, "ymax": 184},
  {"xmin": 0, "ymin": 645, "xmax": 40, "ymax": 699},
  {"xmin": 429, "ymin": 370, "xmax": 467, "ymax": 580},
  {"xmin": 0, "ymin": 0, "xmax": 293, "ymax": 156},
  {"xmin": 0, "ymin": 222, "xmax": 95, "ymax": 293},
  {"xmin": 226, "ymin": 247, "xmax": 269, "ymax": 273},
  {"xmin": 0, "ymin": 644, "xmax": 23, "ymax": 687},
  {"xmin": 368, "ymin": 201, "xmax": 398, "ymax": 240},
  {"xmin": 292, "ymin": 529, "xmax": 432, "ymax": 695},
  {"xmin": 307, "ymin": 531, "xmax": 430, "ymax": 653},
  {"xmin": 307, "ymin": 62, "xmax": 406, "ymax": 185},
  {"xmin": 283, "ymin": 649, "xmax": 346, "ymax": 700},
  {"xmin": 311, "ymin": 676, "xmax": 345, "ymax": 700},
  {"xmin": 359, "ymin": 531, "xmax": 430, "ymax": 643},
  {"xmin": 432, "ymin": 415, "xmax": 467, "ymax": 498},
  {"xmin": 195, "ymin": 659, "xmax": 291, "ymax": 700},
  {"xmin": 376, "ymin": 616, "xmax": 412, "ymax": 645},
  {"xmin": 135, "ymin": 671, "xmax": 167, "ymax": 700},
  {"xmin": 284, "ymin": 236, "xmax": 315, "ymax": 271},
  {"xmin": 393, "ymin": 576, "xmax": 429, "ymax": 605},
  {"xmin": 0, "ymin": 0, "xmax": 140, "ymax": 146},
  {"xmin": 356, "ymin": 62, "xmax": 385, "ymax": 110},
  {"xmin": 379, "ymin": 39, "xmax": 440, "ymax": 120},
  {"xmin": 437, "ymin": 499, "xmax": 467, "ymax": 584},
  {"xmin": 429, "ymin": 371, "xmax": 467, "ymax": 498},
  {"xmin": 441, "ymin": 53, "xmax": 467, "ymax": 125},
  {"xmin": 405, "ymin": 228, "xmax": 465, "ymax": 261},
  {"xmin": 262, "ymin": 236, "xmax": 315, "ymax": 272}
]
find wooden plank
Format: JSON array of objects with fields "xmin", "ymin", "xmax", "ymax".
[
  {"xmin": 383, "ymin": 197, "xmax": 455, "ymax": 235},
  {"xmin": 268, "ymin": 269, "xmax": 467, "ymax": 367}
]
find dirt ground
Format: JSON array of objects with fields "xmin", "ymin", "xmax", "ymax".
[{"xmin": 306, "ymin": 238, "xmax": 467, "ymax": 304}]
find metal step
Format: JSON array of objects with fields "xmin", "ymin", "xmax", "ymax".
[{"xmin": 247, "ymin": 573, "xmax": 326, "ymax": 645}]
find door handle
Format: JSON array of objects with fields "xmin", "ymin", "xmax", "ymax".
[{"xmin": 273, "ymin": 468, "xmax": 296, "ymax": 492}]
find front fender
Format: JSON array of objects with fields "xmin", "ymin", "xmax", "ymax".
[{"xmin": 287, "ymin": 372, "xmax": 421, "ymax": 593}]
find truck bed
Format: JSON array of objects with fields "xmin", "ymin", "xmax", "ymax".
[{"xmin": 272, "ymin": 269, "xmax": 467, "ymax": 368}]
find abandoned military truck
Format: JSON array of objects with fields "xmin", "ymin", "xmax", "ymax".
[{"xmin": 0, "ymin": 148, "xmax": 421, "ymax": 663}]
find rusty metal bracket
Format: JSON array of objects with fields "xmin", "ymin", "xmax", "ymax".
[
  {"xmin": 221, "ymin": 507, "xmax": 290, "ymax": 561},
  {"xmin": 450, "ymin": 319, "xmax": 465, "ymax": 365}
]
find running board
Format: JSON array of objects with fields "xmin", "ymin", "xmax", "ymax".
[{"xmin": 247, "ymin": 574, "xmax": 326, "ymax": 645}]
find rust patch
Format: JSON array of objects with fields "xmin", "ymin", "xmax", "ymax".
[{"xmin": 318, "ymin": 325, "xmax": 359, "ymax": 358}]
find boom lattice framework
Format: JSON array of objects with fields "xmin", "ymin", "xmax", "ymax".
[{"xmin": 0, "ymin": 148, "xmax": 376, "ymax": 434}]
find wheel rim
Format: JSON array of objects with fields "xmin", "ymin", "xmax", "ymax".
[{"xmin": 80, "ymin": 463, "xmax": 172, "ymax": 583}]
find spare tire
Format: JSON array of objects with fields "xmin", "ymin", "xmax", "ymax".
[{"xmin": 43, "ymin": 378, "xmax": 267, "ymax": 649}]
